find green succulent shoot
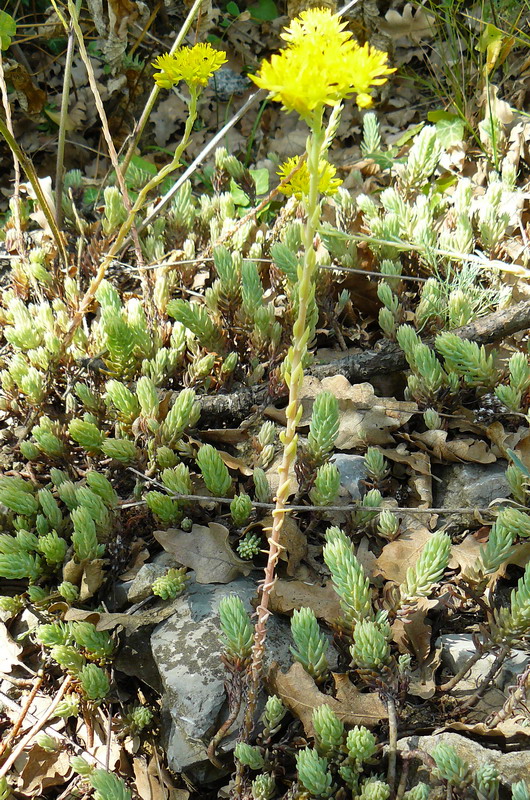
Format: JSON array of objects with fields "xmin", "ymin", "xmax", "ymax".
[
  {"xmin": 290, "ymin": 607, "xmax": 329, "ymax": 682},
  {"xmin": 218, "ymin": 594, "xmax": 253, "ymax": 664}
]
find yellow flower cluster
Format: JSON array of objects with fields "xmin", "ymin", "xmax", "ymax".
[
  {"xmin": 152, "ymin": 43, "xmax": 227, "ymax": 90},
  {"xmin": 250, "ymin": 7, "xmax": 394, "ymax": 118},
  {"xmin": 277, "ymin": 156, "xmax": 342, "ymax": 199}
]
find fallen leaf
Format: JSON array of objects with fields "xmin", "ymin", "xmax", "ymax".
[
  {"xmin": 79, "ymin": 559, "xmax": 106, "ymax": 601},
  {"xmin": 374, "ymin": 519, "xmax": 433, "ymax": 584},
  {"xmin": 269, "ymin": 579, "xmax": 342, "ymax": 624},
  {"xmin": 380, "ymin": 445, "xmax": 432, "ymax": 477},
  {"xmin": 154, "ymin": 523, "xmax": 251, "ymax": 584},
  {"xmin": 450, "ymin": 532, "xmax": 484, "ymax": 575},
  {"xmin": 380, "ymin": 3, "xmax": 436, "ymax": 44},
  {"xmin": 299, "ymin": 376, "xmax": 417, "ymax": 449},
  {"xmin": 258, "ymin": 515, "xmax": 307, "ymax": 576},
  {"xmin": 133, "ymin": 755, "xmax": 169, "ymax": 800},
  {"xmin": 411, "ymin": 430, "xmax": 496, "ymax": 464},
  {"xmin": 391, "ymin": 599, "xmax": 434, "ymax": 666},
  {"xmin": 268, "ymin": 662, "xmax": 387, "ymax": 736},
  {"xmin": 16, "ymin": 745, "xmax": 71, "ymax": 795},
  {"xmin": 0, "ymin": 622, "xmax": 23, "ymax": 673}
]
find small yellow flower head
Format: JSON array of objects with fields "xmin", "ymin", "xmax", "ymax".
[
  {"xmin": 277, "ymin": 156, "xmax": 342, "ymax": 198},
  {"xmin": 280, "ymin": 7, "xmax": 351, "ymax": 47},
  {"xmin": 250, "ymin": 8, "xmax": 394, "ymax": 118},
  {"xmin": 152, "ymin": 43, "xmax": 227, "ymax": 90}
]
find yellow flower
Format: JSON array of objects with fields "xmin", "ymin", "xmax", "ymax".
[
  {"xmin": 280, "ymin": 7, "xmax": 351, "ymax": 47},
  {"xmin": 277, "ymin": 156, "xmax": 342, "ymax": 198},
  {"xmin": 250, "ymin": 8, "xmax": 394, "ymax": 117},
  {"xmin": 152, "ymin": 44, "xmax": 227, "ymax": 90}
]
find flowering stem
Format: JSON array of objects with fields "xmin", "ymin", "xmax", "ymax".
[{"xmin": 241, "ymin": 109, "xmax": 325, "ymax": 741}]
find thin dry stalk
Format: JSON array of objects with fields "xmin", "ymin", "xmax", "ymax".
[
  {"xmin": 0, "ymin": 670, "xmax": 44, "ymax": 758},
  {"xmin": 0, "ymin": 51, "xmax": 25, "ymax": 256},
  {"xmin": 0, "ymin": 675, "xmax": 73, "ymax": 778}
]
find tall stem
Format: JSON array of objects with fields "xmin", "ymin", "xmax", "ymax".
[{"xmin": 241, "ymin": 109, "xmax": 325, "ymax": 744}]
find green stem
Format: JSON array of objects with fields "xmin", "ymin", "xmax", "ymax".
[
  {"xmin": 240, "ymin": 107, "xmax": 325, "ymax": 751},
  {"xmin": 120, "ymin": 0, "xmax": 205, "ymax": 177}
]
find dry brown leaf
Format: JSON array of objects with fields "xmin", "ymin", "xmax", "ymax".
[
  {"xmin": 133, "ymin": 756, "xmax": 169, "ymax": 800},
  {"xmin": 268, "ymin": 662, "xmax": 387, "ymax": 737},
  {"xmin": 450, "ymin": 532, "xmax": 485, "ymax": 575},
  {"xmin": 269, "ymin": 579, "xmax": 342, "ymax": 623},
  {"xmin": 16, "ymin": 745, "xmax": 71, "ymax": 796},
  {"xmin": 4, "ymin": 62, "xmax": 47, "ymax": 114},
  {"xmin": 79, "ymin": 559, "xmax": 106, "ymax": 601},
  {"xmin": 216, "ymin": 449, "xmax": 253, "ymax": 476},
  {"xmin": 258, "ymin": 515, "xmax": 307, "ymax": 576},
  {"xmin": 154, "ymin": 523, "xmax": 251, "ymax": 584},
  {"xmin": 299, "ymin": 376, "xmax": 416, "ymax": 449},
  {"xmin": 64, "ymin": 604, "xmax": 179, "ymax": 631},
  {"xmin": 119, "ymin": 544, "xmax": 150, "ymax": 581},
  {"xmin": 380, "ymin": 445, "xmax": 432, "ymax": 477},
  {"xmin": 0, "ymin": 621, "xmax": 23, "ymax": 673},
  {"xmin": 374, "ymin": 519, "xmax": 433, "ymax": 584},
  {"xmin": 391, "ymin": 601, "xmax": 434, "ymax": 666},
  {"xmin": 411, "ymin": 430, "xmax": 496, "ymax": 464},
  {"xmin": 380, "ymin": 3, "xmax": 436, "ymax": 43}
]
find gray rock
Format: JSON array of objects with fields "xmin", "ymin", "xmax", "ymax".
[
  {"xmin": 397, "ymin": 731, "xmax": 530, "ymax": 785},
  {"xmin": 433, "ymin": 461, "xmax": 510, "ymax": 526},
  {"xmin": 438, "ymin": 633, "xmax": 530, "ymax": 692},
  {"xmin": 331, "ymin": 453, "xmax": 368, "ymax": 501},
  {"xmin": 151, "ymin": 575, "xmax": 294, "ymax": 777}
]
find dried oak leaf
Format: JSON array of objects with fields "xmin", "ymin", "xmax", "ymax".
[
  {"xmin": 268, "ymin": 662, "xmax": 387, "ymax": 736},
  {"xmin": 154, "ymin": 523, "xmax": 251, "ymax": 584},
  {"xmin": 0, "ymin": 621, "xmax": 23, "ymax": 673},
  {"xmin": 258, "ymin": 515, "xmax": 307, "ymax": 576},
  {"xmin": 299, "ymin": 376, "xmax": 417, "ymax": 449},
  {"xmin": 269, "ymin": 579, "xmax": 342, "ymax": 623},
  {"xmin": 411, "ymin": 430, "xmax": 496, "ymax": 464},
  {"xmin": 16, "ymin": 745, "xmax": 71, "ymax": 796},
  {"xmin": 379, "ymin": 3, "xmax": 436, "ymax": 43},
  {"xmin": 374, "ymin": 519, "xmax": 433, "ymax": 584}
]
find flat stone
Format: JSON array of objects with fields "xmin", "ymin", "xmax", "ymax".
[
  {"xmin": 397, "ymin": 732, "xmax": 530, "ymax": 785},
  {"xmin": 151, "ymin": 575, "xmax": 294, "ymax": 777},
  {"xmin": 438, "ymin": 633, "xmax": 530, "ymax": 692},
  {"xmin": 331, "ymin": 454, "xmax": 368, "ymax": 501},
  {"xmin": 433, "ymin": 462, "xmax": 510, "ymax": 526}
]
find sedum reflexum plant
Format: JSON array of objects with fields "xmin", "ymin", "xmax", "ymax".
[{"xmin": 244, "ymin": 6, "xmax": 394, "ymax": 737}]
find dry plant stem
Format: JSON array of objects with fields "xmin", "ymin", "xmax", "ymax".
[
  {"xmin": 0, "ymin": 118, "xmax": 68, "ymax": 268},
  {"xmin": 55, "ymin": 0, "xmax": 81, "ymax": 230},
  {"xmin": 58, "ymin": 81, "xmax": 199, "ymax": 357},
  {"xmin": 242, "ymin": 115, "xmax": 325, "ymax": 742},
  {"xmin": 313, "ymin": 298, "xmax": 530, "ymax": 382},
  {"xmin": 0, "ymin": 674, "xmax": 72, "ymax": 778},
  {"xmin": 487, "ymin": 662, "xmax": 530, "ymax": 728},
  {"xmin": 458, "ymin": 642, "xmax": 511, "ymax": 710},
  {"xmin": 0, "ymin": 689, "xmax": 109, "ymax": 769},
  {"xmin": 207, "ymin": 670, "xmax": 243, "ymax": 768},
  {"xmin": 387, "ymin": 696, "xmax": 398, "ymax": 795},
  {"xmin": 120, "ymin": 0, "xmax": 204, "ymax": 175},
  {"xmin": 0, "ymin": 52, "xmax": 24, "ymax": 256},
  {"xmin": 0, "ymin": 670, "xmax": 44, "ymax": 758},
  {"xmin": 62, "ymin": 0, "xmax": 145, "ymax": 268},
  {"xmin": 439, "ymin": 648, "xmax": 485, "ymax": 692}
]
